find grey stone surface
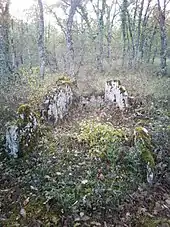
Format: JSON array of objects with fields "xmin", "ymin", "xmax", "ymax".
[{"xmin": 105, "ymin": 80, "xmax": 128, "ymax": 109}]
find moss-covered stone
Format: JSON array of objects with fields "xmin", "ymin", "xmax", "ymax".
[
  {"xmin": 6, "ymin": 104, "xmax": 39, "ymax": 158},
  {"xmin": 134, "ymin": 126, "xmax": 155, "ymax": 168},
  {"xmin": 17, "ymin": 104, "xmax": 33, "ymax": 126},
  {"xmin": 17, "ymin": 104, "xmax": 31, "ymax": 116}
]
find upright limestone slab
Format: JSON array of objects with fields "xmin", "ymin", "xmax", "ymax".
[
  {"xmin": 6, "ymin": 105, "xmax": 38, "ymax": 158},
  {"xmin": 6, "ymin": 125, "xmax": 19, "ymax": 158},
  {"xmin": 41, "ymin": 80, "xmax": 74, "ymax": 123},
  {"xmin": 105, "ymin": 80, "xmax": 128, "ymax": 109}
]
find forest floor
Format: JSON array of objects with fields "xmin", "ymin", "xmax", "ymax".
[{"xmin": 0, "ymin": 69, "xmax": 170, "ymax": 227}]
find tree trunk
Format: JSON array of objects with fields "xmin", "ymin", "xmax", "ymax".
[
  {"xmin": 157, "ymin": 0, "xmax": 167, "ymax": 76},
  {"xmin": 66, "ymin": 15, "xmax": 75, "ymax": 77},
  {"xmin": 0, "ymin": 0, "xmax": 10, "ymax": 81},
  {"xmin": 38, "ymin": 0, "xmax": 45, "ymax": 79},
  {"xmin": 152, "ymin": 47, "xmax": 157, "ymax": 64},
  {"xmin": 147, "ymin": 25, "xmax": 157, "ymax": 63},
  {"xmin": 121, "ymin": 0, "xmax": 128, "ymax": 66},
  {"xmin": 106, "ymin": 0, "xmax": 117, "ymax": 62},
  {"xmin": 11, "ymin": 19, "xmax": 17, "ymax": 70},
  {"xmin": 140, "ymin": 0, "xmax": 152, "ymax": 60},
  {"xmin": 135, "ymin": 0, "xmax": 144, "ymax": 64},
  {"xmin": 65, "ymin": 0, "xmax": 82, "ymax": 77},
  {"xmin": 97, "ymin": 0, "xmax": 106, "ymax": 72},
  {"xmin": 0, "ymin": 25, "xmax": 7, "ymax": 79}
]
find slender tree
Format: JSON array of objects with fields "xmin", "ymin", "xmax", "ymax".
[
  {"xmin": 0, "ymin": 0, "xmax": 10, "ymax": 80},
  {"xmin": 65, "ymin": 0, "xmax": 82, "ymax": 77},
  {"xmin": 157, "ymin": 0, "xmax": 168, "ymax": 76},
  {"xmin": 120, "ymin": 0, "xmax": 128, "ymax": 66},
  {"xmin": 38, "ymin": 0, "xmax": 45, "ymax": 79}
]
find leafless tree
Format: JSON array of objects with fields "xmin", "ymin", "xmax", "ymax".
[
  {"xmin": 157, "ymin": 0, "xmax": 168, "ymax": 76},
  {"xmin": 0, "ymin": 0, "xmax": 10, "ymax": 80},
  {"xmin": 38, "ymin": 0, "xmax": 45, "ymax": 79},
  {"xmin": 65, "ymin": 0, "xmax": 82, "ymax": 77}
]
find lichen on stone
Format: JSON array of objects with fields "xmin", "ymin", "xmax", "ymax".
[
  {"xmin": 105, "ymin": 80, "xmax": 128, "ymax": 109},
  {"xmin": 134, "ymin": 126, "xmax": 155, "ymax": 184},
  {"xmin": 6, "ymin": 104, "xmax": 38, "ymax": 157},
  {"xmin": 41, "ymin": 79, "xmax": 74, "ymax": 124},
  {"xmin": 6, "ymin": 124, "xmax": 19, "ymax": 158}
]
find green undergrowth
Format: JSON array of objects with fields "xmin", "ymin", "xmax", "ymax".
[
  {"xmin": 77, "ymin": 120, "xmax": 126, "ymax": 159},
  {"xmin": 1, "ymin": 69, "xmax": 170, "ymax": 226},
  {"xmin": 77, "ymin": 120, "xmax": 155, "ymax": 171},
  {"xmin": 1, "ymin": 107, "xmax": 170, "ymax": 226}
]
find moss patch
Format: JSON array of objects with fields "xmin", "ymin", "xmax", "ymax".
[
  {"xmin": 17, "ymin": 104, "xmax": 32, "ymax": 123},
  {"xmin": 138, "ymin": 217, "xmax": 170, "ymax": 227},
  {"xmin": 56, "ymin": 75, "xmax": 77, "ymax": 89}
]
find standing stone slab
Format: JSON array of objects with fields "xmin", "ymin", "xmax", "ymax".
[
  {"xmin": 105, "ymin": 80, "xmax": 128, "ymax": 109},
  {"xmin": 41, "ymin": 82, "xmax": 74, "ymax": 124},
  {"xmin": 6, "ymin": 104, "xmax": 38, "ymax": 158},
  {"xmin": 6, "ymin": 125, "xmax": 19, "ymax": 158}
]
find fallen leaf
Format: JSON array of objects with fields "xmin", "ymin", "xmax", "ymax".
[
  {"xmin": 97, "ymin": 173, "xmax": 105, "ymax": 180},
  {"xmin": 56, "ymin": 172, "xmax": 62, "ymax": 176},
  {"xmin": 165, "ymin": 199, "xmax": 170, "ymax": 206},
  {"xmin": 80, "ymin": 212, "xmax": 84, "ymax": 217},
  {"xmin": 20, "ymin": 208, "xmax": 26, "ymax": 218},
  {"xmin": 81, "ymin": 180, "xmax": 88, "ymax": 184},
  {"xmin": 52, "ymin": 216, "xmax": 59, "ymax": 224},
  {"xmin": 90, "ymin": 221, "xmax": 101, "ymax": 226},
  {"xmin": 74, "ymin": 223, "xmax": 81, "ymax": 227},
  {"xmin": 81, "ymin": 215, "xmax": 90, "ymax": 221},
  {"xmin": 23, "ymin": 197, "xmax": 30, "ymax": 206}
]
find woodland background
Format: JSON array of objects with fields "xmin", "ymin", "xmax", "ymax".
[{"xmin": 0, "ymin": 0, "xmax": 170, "ymax": 226}]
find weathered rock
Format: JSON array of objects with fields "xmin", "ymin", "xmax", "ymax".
[
  {"xmin": 6, "ymin": 104, "xmax": 38, "ymax": 158},
  {"xmin": 41, "ymin": 82, "xmax": 73, "ymax": 124},
  {"xmin": 105, "ymin": 80, "xmax": 128, "ymax": 109},
  {"xmin": 6, "ymin": 125, "xmax": 19, "ymax": 158}
]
